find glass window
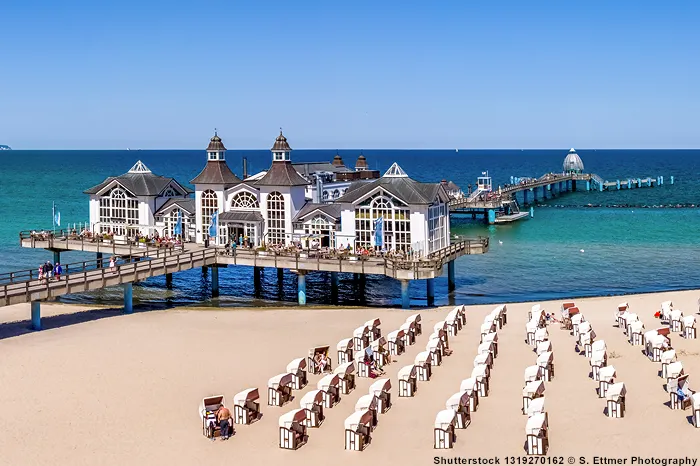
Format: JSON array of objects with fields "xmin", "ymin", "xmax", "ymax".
[
  {"xmin": 201, "ymin": 190, "xmax": 218, "ymax": 235},
  {"xmin": 231, "ymin": 191, "xmax": 259, "ymax": 209},
  {"xmin": 354, "ymin": 194, "xmax": 411, "ymax": 252},
  {"xmin": 266, "ymin": 191, "xmax": 285, "ymax": 245},
  {"xmin": 99, "ymin": 187, "xmax": 139, "ymax": 236}
]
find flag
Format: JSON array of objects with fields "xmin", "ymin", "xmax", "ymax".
[
  {"xmin": 173, "ymin": 210, "xmax": 182, "ymax": 235},
  {"xmin": 373, "ymin": 216, "xmax": 383, "ymax": 247},
  {"xmin": 53, "ymin": 202, "xmax": 61, "ymax": 227},
  {"xmin": 208, "ymin": 211, "xmax": 218, "ymax": 238}
]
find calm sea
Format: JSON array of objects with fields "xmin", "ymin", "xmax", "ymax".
[{"xmin": 1, "ymin": 149, "xmax": 699, "ymax": 308}]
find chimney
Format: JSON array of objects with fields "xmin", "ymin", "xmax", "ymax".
[{"xmin": 242, "ymin": 157, "xmax": 248, "ymax": 179}]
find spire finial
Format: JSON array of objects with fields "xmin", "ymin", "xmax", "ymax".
[
  {"xmin": 279, "ymin": 126, "xmax": 283, "ymax": 135},
  {"xmin": 214, "ymin": 127, "xmax": 218, "ymax": 136}
]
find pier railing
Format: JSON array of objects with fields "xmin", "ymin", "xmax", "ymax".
[{"xmin": 19, "ymin": 230, "xmax": 185, "ymax": 255}]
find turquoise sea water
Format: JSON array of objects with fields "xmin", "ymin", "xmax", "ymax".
[{"xmin": 1, "ymin": 149, "xmax": 698, "ymax": 308}]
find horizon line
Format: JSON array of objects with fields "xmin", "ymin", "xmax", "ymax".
[{"xmin": 4, "ymin": 147, "xmax": 700, "ymax": 151}]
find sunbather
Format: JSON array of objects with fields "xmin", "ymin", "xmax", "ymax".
[{"xmin": 314, "ymin": 351, "xmax": 329, "ymax": 373}]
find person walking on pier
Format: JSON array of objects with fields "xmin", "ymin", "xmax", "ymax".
[
  {"xmin": 109, "ymin": 256, "xmax": 116, "ymax": 274},
  {"xmin": 54, "ymin": 262, "xmax": 63, "ymax": 281}
]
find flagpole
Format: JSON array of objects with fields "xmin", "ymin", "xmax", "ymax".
[{"xmin": 52, "ymin": 202, "xmax": 56, "ymax": 235}]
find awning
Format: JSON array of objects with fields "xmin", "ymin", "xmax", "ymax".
[{"xmin": 218, "ymin": 211, "xmax": 264, "ymax": 223}]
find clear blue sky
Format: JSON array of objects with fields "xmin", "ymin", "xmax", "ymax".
[{"xmin": 1, "ymin": 0, "xmax": 698, "ymax": 149}]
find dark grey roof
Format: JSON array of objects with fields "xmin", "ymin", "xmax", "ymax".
[
  {"xmin": 292, "ymin": 161, "xmax": 353, "ymax": 177},
  {"xmin": 255, "ymin": 162, "xmax": 310, "ymax": 187},
  {"xmin": 271, "ymin": 131, "xmax": 292, "ymax": 151},
  {"xmin": 84, "ymin": 172, "xmax": 193, "ymax": 197},
  {"xmin": 219, "ymin": 211, "xmax": 264, "ymax": 223},
  {"xmin": 293, "ymin": 203, "xmax": 342, "ymax": 221},
  {"xmin": 441, "ymin": 180, "xmax": 462, "ymax": 192},
  {"xmin": 207, "ymin": 133, "xmax": 227, "ymax": 151},
  {"xmin": 190, "ymin": 161, "xmax": 242, "ymax": 187},
  {"xmin": 154, "ymin": 198, "xmax": 196, "ymax": 216},
  {"xmin": 337, "ymin": 177, "xmax": 450, "ymax": 205}
]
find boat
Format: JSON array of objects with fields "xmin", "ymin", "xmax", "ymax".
[{"xmin": 0, "ymin": 145, "xmax": 11, "ymax": 150}]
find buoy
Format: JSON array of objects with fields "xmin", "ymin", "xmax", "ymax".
[{"xmin": 580, "ymin": 249, "xmax": 585, "ymax": 253}]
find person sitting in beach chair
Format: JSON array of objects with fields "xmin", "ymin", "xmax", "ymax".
[
  {"xmin": 363, "ymin": 351, "xmax": 385, "ymax": 378},
  {"xmin": 314, "ymin": 352, "xmax": 330, "ymax": 373}
]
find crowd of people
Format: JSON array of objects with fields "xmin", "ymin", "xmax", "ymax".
[{"xmin": 37, "ymin": 260, "xmax": 62, "ymax": 282}]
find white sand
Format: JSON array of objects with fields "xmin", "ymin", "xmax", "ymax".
[{"xmin": 1, "ymin": 290, "xmax": 700, "ymax": 465}]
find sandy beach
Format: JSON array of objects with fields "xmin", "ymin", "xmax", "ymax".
[{"xmin": 1, "ymin": 290, "xmax": 700, "ymax": 465}]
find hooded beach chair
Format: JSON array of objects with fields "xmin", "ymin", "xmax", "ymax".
[
  {"xmin": 398, "ymin": 365, "xmax": 418, "ymax": 397},
  {"xmin": 233, "ymin": 388, "xmax": 260, "ymax": 425},
  {"xmin": 525, "ymin": 321, "xmax": 538, "ymax": 346},
  {"xmin": 199, "ymin": 395, "xmax": 227, "ymax": 439},
  {"xmin": 590, "ymin": 350, "xmax": 607, "ymax": 381},
  {"xmin": 524, "ymin": 365, "xmax": 542, "ymax": 384},
  {"xmin": 337, "ymin": 338, "xmax": 354, "ymax": 365},
  {"xmin": 571, "ymin": 313, "xmax": 584, "ymax": 337},
  {"xmin": 495, "ymin": 304, "xmax": 507, "ymax": 326},
  {"xmin": 414, "ymin": 351, "xmax": 433, "ymax": 381},
  {"xmin": 560, "ymin": 303, "xmax": 576, "ymax": 330},
  {"xmin": 668, "ymin": 372, "xmax": 693, "ymax": 410},
  {"xmin": 605, "ymin": 382, "xmax": 626, "ymax": 418},
  {"xmin": 661, "ymin": 349, "xmax": 676, "ymax": 378},
  {"xmin": 472, "ymin": 364, "xmax": 489, "ymax": 397},
  {"xmin": 649, "ymin": 331, "xmax": 671, "ymax": 362},
  {"xmin": 354, "ymin": 350, "xmax": 371, "ymax": 378},
  {"xmin": 537, "ymin": 351, "xmax": 554, "ymax": 382},
  {"xmin": 286, "ymin": 358, "xmax": 308, "ymax": 390},
  {"xmin": 477, "ymin": 341, "xmax": 495, "ymax": 365},
  {"xmin": 369, "ymin": 378, "xmax": 392, "ymax": 413},
  {"xmin": 370, "ymin": 337, "xmax": 390, "ymax": 367},
  {"xmin": 579, "ymin": 330, "xmax": 597, "ymax": 357},
  {"xmin": 434, "ymin": 321, "xmax": 450, "ymax": 347},
  {"xmin": 661, "ymin": 301, "xmax": 673, "ymax": 323},
  {"xmin": 279, "ymin": 408, "xmax": 307, "ymax": 450},
  {"xmin": 268, "ymin": 373, "xmax": 294, "ymax": 407},
  {"xmin": 459, "ymin": 378, "xmax": 479, "ymax": 412},
  {"xmin": 527, "ymin": 396, "xmax": 546, "ymax": 418},
  {"xmin": 577, "ymin": 321, "xmax": 592, "ymax": 343},
  {"xmin": 691, "ymin": 392, "xmax": 700, "ymax": 427},
  {"xmin": 534, "ymin": 327, "xmax": 549, "ymax": 347},
  {"xmin": 355, "ymin": 394, "xmax": 379, "ymax": 430},
  {"xmin": 624, "ymin": 313, "xmax": 639, "ymax": 337},
  {"xmin": 483, "ymin": 332, "xmax": 499, "ymax": 358},
  {"xmin": 399, "ymin": 321, "xmax": 416, "ymax": 346},
  {"xmin": 528, "ymin": 304, "xmax": 542, "ymax": 322},
  {"xmin": 525, "ymin": 412, "xmax": 548, "ymax": 455},
  {"xmin": 299, "ymin": 389, "xmax": 325, "ymax": 427},
  {"xmin": 629, "ymin": 321, "xmax": 645, "ymax": 346},
  {"xmin": 536, "ymin": 340, "xmax": 552, "ymax": 356},
  {"xmin": 523, "ymin": 380, "xmax": 545, "ymax": 414},
  {"xmin": 365, "ymin": 318, "xmax": 382, "ymax": 342},
  {"xmin": 666, "ymin": 361, "xmax": 684, "ymax": 385},
  {"xmin": 353, "ymin": 325, "xmax": 370, "ymax": 351},
  {"xmin": 598, "ymin": 366, "xmax": 616, "ymax": 398},
  {"xmin": 481, "ymin": 321, "xmax": 496, "ymax": 343},
  {"xmin": 334, "ymin": 361, "xmax": 356, "ymax": 394},
  {"xmin": 317, "ymin": 373, "xmax": 342, "ymax": 408},
  {"xmin": 307, "ymin": 345, "xmax": 332, "ymax": 375},
  {"xmin": 615, "ymin": 302, "xmax": 629, "ymax": 327},
  {"xmin": 426, "ymin": 337, "xmax": 444, "ymax": 366},
  {"xmin": 387, "ymin": 329, "xmax": 406, "ymax": 356},
  {"xmin": 446, "ymin": 391, "xmax": 471, "ymax": 429},
  {"xmin": 434, "ymin": 409, "xmax": 457, "ymax": 449},
  {"xmin": 683, "ymin": 315, "xmax": 696, "ymax": 339},
  {"xmin": 474, "ymin": 352, "xmax": 493, "ymax": 378},
  {"xmin": 406, "ymin": 313, "xmax": 422, "ymax": 335},
  {"xmin": 446, "ymin": 308, "xmax": 462, "ymax": 336}
]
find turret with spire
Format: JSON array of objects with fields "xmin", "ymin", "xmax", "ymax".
[
  {"xmin": 207, "ymin": 130, "xmax": 227, "ymax": 161},
  {"xmin": 190, "ymin": 131, "xmax": 241, "ymax": 187},
  {"xmin": 271, "ymin": 129, "xmax": 292, "ymax": 162}
]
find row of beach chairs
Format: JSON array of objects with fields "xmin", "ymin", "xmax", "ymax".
[{"xmin": 523, "ymin": 304, "xmax": 551, "ymax": 455}]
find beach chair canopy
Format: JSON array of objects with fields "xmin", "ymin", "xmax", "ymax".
[
  {"xmin": 406, "ymin": 314, "xmax": 421, "ymax": 324},
  {"xmin": 537, "ymin": 351, "xmax": 553, "ymax": 366},
  {"xmin": 494, "ymin": 304, "xmax": 506, "ymax": 314},
  {"xmin": 309, "ymin": 346, "xmax": 330, "ymax": 358},
  {"xmin": 317, "ymin": 373, "xmax": 341, "ymax": 390},
  {"xmin": 477, "ymin": 342, "xmax": 493, "ymax": 355},
  {"xmin": 625, "ymin": 313, "xmax": 639, "ymax": 324},
  {"xmin": 365, "ymin": 318, "xmax": 381, "ymax": 329},
  {"xmin": 399, "ymin": 321, "xmax": 415, "ymax": 333},
  {"xmin": 233, "ymin": 388, "xmax": 259, "ymax": 406},
  {"xmin": 671, "ymin": 309, "xmax": 683, "ymax": 320},
  {"xmin": 269, "ymin": 373, "xmax": 294, "ymax": 389},
  {"xmin": 605, "ymin": 382, "xmax": 626, "ymax": 401},
  {"xmin": 683, "ymin": 315, "xmax": 696, "ymax": 327},
  {"xmin": 667, "ymin": 374, "xmax": 690, "ymax": 393},
  {"xmin": 387, "ymin": 329, "xmax": 405, "ymax": 341},
  {"xmin": 524, "ymin": 365, "xmax": 541, "ymax": 382},
  {"xmin": 527, "ymin": 396, "xmax": 546, "ymax": 417},
  {"xmin": 534, "ymin": 328, "xmax": 548, "ymax": 340},
  {"xmin": 618, "ymin": 302, "xmax": 629, "ymax": 312},
  {"xmin": 591, "ymin": 340, "xmax": 606, "ymax": 353},
  {"xmin": 536, "ymin": 340, "xmax": 552, "ymax": 355},
  {"xmin": 354, "ymin": 326, "xmax": 369, "ymax": 338},
  {"xmin": 355, "ymin": 394, "xmax": 378, "ymax": 412},
  {"xmin": 481, "ymin": 322, "xmax": 495, "ymax": 333},
  {"xmin": 415, "ymin": 351, "xmax": 432, "ymax": 366},
  {"xmin": 578, "ymin": 321, "xmax": 592, "ymax": 335},
  {"xmin": 345, "ymin": 409, "xmax": 373, "ymax": 431},
  {"xmin": 426, "ymin": 337, "xmax": 443, "ymax": 352},
  {"xmin": 532, "ymin": 304, "xmax": 542, "ymax": 313},
  {"xmin": 483, "ymin": 332, "xmax": 498, "ymax": 344},
  {"xmin": 655, "ymin": 326, "xmax": 671, "ymax": 336},
  {"xmin": 571, "ymin": 314, "xmax": 584, "ymax": 325},
  {"xmin": 445, "ymin": 391, "xmax": 470, "ymax": 411},
  {"xmin": 580, "ymin": 330, "xmax": 596, "ymax": 344},
  {"xmin": 525, "ymin": 412, "xmax": 546, "ymax": 435},
  {"xmin": 300, "ymin": 389, "xmax": 325, "ymax": 409},
  {"xmin": 337, "ymin": 338, "xmax": 353, "ymax": 351},
  {"xmin": 568, "ymin": 306, "xmax": 580, "ymax": 316},
  {"xmin": 279, "ymin": 408, "xmax": 307, "ymax": 428},
  {"xmin": 487, "ymin": 310, "xmax": 500, "ymax": 322},
  {"xmin": 667, "ymin": 361, "xmax": 684, "ymax": 379},
  {"xmin": 562, "ymin": 302, "xmax": 576, "ymax": 311},
  {"xmin": 650, "ymin": 334, "xmax": 669, "ymax": 348},
  {"xmin": 523, "ymin": 380, "xmax": 546, "ymax": 398},
  {"xmin": 286, "ymin": 358, "xmax": 307, "ymax": 374},
  {"xmin": 483, "ymin": 314, "xmax": 496, "ymax": 326},
  {"xmin": 370, "ymin": 337, "xmax": 387, "ymax": 351},
  {"xmin": 661, "ymin": 301, "xmax": 673, "ymax": 311},
  {"xmin": 334, "ymin": 361, "xmax": 356, "ymax": 377},
  {"xmin": 434, "ymin": 409, "xmax": 457, "ymax": 430},
  {"xmin": 430, "ymin": 329, "xmax": 446, "ymax": 340},
  {"xmin": 644, "ymin": 329, "xmax": 659, "ymax": 342},
  {"xmin": 474, "ymin": 352, "xmax": 491, "ymax": 367},
  {"xmin": 525, "ymin": 321, "xmax": 538, "ymax": 332},
  {"xmin": 472, "ymin": 364, "xmax": 488, "ymax": 380},
  {"xmin": 446, "ymin": 309, "xmax": 459, "ymax": 323},
  {"xmin": 661, "ymin": 349, "xmax": 676, "ymax": 364},
  {"xmin": 369, "ymin": 378, "xmax": 391, "ymax": 395},
  {"xmin": 599, "ymin": 365, "xmax": 616, "ymax": 382},
  {"xmin": 199, "ymin": 395, "xmax": 225, "ymax": 420},
  {"xmin": 460, "ymin": 378, "xmax": 477, "ymax": 393},
  {"xmin": 591, "ymin": 350, "xmax": 607, "ymax": 366},
  {"xmin": 630, "ymin": 321, "xmax": 645, "ymax": 333},
  {"xmin": 691, "ymin": 392, "xmax": 700, "ymax": 410},
  {"xmin": 434, "ymin": 321, "xmax": 448, "ymax": 332},
  {"xmin": 398, "ymin": 365, "xmax": 417, "ymax": 381}
]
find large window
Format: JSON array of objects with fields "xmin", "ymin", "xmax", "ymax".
[
  {"xmin": 99, "ymin": 187, "xmax": 139, "ymax": 235},
  {"xmin": 354, "ymin": 195, "xmax": 411, "ymax": 252},
  {"xmin": 201, "ymin": 190, "xmax": 218, "ymax": 236},
  {"xmin": 231, "ymin": 192, "xmax": 259, "ymax": 209},
  {"xmin": 428, "ymin": 204, "xmax": 447, "ymax": 253},
  {"xmin": 304, "ymin": 215, "xmax": 333, "ymax": 247},
  {"xmin": 164, "ymin": 208, "xmax": 188, "ymax": 237},
  {"xmin": 266, "ymin": 191, "xmax": 285, "ymax": 245}
]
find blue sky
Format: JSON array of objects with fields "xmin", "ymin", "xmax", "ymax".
[{"xmin": 1, "ymin": 0, "xmax": 698, "ymax": 149}]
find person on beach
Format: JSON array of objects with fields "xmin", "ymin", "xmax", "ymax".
[
  {"xmin": 44, "ymin": 261, "xmax": 53, "ymax": 282},
  {"xmin": 38, "ymin": 265, "xmax": 44, "ymax": 281},
  {"xmin": 314, "ymin": 351, "xmax": 329, "ymax": 373},
  {"xmin": 54, "ymin": 262, "xmax": 63, "ymax": 281},
  {"xmin": 109, "ymin": 257, "xmax": 116, "ymax": 274},
  {"xmin": 215, "ymin": 405, "xmax": 233, "ymax": 440}
]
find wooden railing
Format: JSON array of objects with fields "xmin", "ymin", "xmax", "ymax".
[{"xmin": 19, "ymin": 230, "xmax": 185, "ymax": 256}]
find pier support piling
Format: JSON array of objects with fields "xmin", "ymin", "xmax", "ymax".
[
  {"xmin": 530, "ymin": 207, "xmax": 534, "ymax": 218},
  {"xmin": 628, "ymin": 179, "xmax": 632, "ymax": 189},
  {"xmin": 447, "ymin": 260, "xmax": 456, "ymax": 292},
  {"xmin": 487, "ymin": 209, "xmax": 496, "ymax": 225},
  {"xmin": 585, "ymin": 180, "xmax": 590, "ymax": 191},
  {"xmin": 277, "ymin": 267, "xmax": 284, "ymax": 283},
  {"xmin": 53, "ymin": 251, "xmax": 60, "ymax": 266},
  {"xmin": 617, "ymin": 180, "xmax": 621, "ymax": 190},
  {"xmin": 670, "ymin": 176, "xmax": 674, "ymax": 185},
  {"xmin": 211, "ymin": 266, "xmax": 219, "ymax": 297},
  {"xmin": 123, "ymin": 282, "xmax": 133, "ymax": 314},
  {"xmin": 31, "ymin": 301, "xmax": 41, "ymax": 331},
  {"xmin": 297, "ymin": 272, "xmax": 307, "ymax": 305},
  {"xmin": 253, "ymin": 266, "xmax": 262, "ymax": 291},
  {"xmin": 165, "ymin": 273, "xmax": 173, "ymax": 289},
  {"xmin": 96, "ymin": 252, "xmax": 103, "ymax": 268},
  {"xmin": 401, "ymin": 280, "xmax": 410, "ymax": 310},
  {"xmin": 202, "ymin": 266, "xmax": 208, "ymax": 276},
  {"xmin": 523, "ymin": 189, "xmax": 529, "ymax": 205},
  {"xmin": 426, "ymin": 279, "xmax": 435, "ymax": 307},
  {"xmin": 331, "ymin": 272, "xmax": 339, "ymax": 297}
]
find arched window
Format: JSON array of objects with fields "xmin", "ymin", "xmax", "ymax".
[
  {"xmin": 266, "ymin": 191, "xmax": 285, "ymax": 245},
  {"xmin": 98, "ymin": 187, "xmax": 139, "ymax": 235},
  {"xmin": 305, "ymin": 214, "xmax": 332, "ymax": 247},
  {"xmin": 231, "ymin": 191, "xmax": 259, "ymax": 209},
  {"xmin": 354, "ymin": 195, "xmax": 411, "ymax": 251},
  {"xmin": 322, "ymin": 191, "xmax": 329, "ymax": 201},
  {"xmin": 165, "ymin": 208, "xmax": 186, "ymax": 236},
  {"xmin": 332, "ymin": 189, "xmax": 340, "ymax": 199},
  {"xmin": 201, "ymin": 190, "xmax": 218, "ymax": 235},
  {"xmin": 162, "ymin": 188, "xmax": 178, "ymax": 197}
]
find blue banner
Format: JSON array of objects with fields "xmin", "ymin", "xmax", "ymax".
[
  {"xmin": 373, "ymin": 216, "xmax": 383, "ymax": 247},
  {"xmin": 208, "ymin": 211, "xmax": 218, "ymax": 239},
  {"xmin": 53, "ymin": 202, "xmax": 61, "ymax": 227},
  {"xmin": 173, "ymin": 210, "xmax": 182, "ymax": 235}
]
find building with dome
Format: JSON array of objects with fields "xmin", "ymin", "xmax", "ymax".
[{"xmin": 563, "ymin": 148, "xmax": 584, "ymax": 174}]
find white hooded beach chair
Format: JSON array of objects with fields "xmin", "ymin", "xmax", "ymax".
[
  {"xmin": 233, "ymin": 388, "xmax": 260, "ymax": 425},
  {"xmin": 354, "ymin": 351, "xmax": 370, "ymax": 378},
  {"xmin": 355, "ymin": 394, "xmax": 379, "ymax": 430},
  {"xmin": 591, "ymin": 339, "xmax": 606, "ymax": 353},
  {"xmin": 691, "ymin": 392, "xmax": 700, "ymax": 427},
  {"xmin": 489, "ymin": 306, "xmax": 503, "ymax": 329},
  {"xmin": 524, "ymin": 365, "xmax": 542, "ymax": 384},
  {"xmin": 446, "ymin": 308, "xmax": 462, "ymax": 336},
  {"xmin": 577, "ymin": 321, "xmax": 592, "ymax": 344},
  {"xmin": 579, "ymin": 330, "xmax": 596, "ymax": 358},
  {"xmin": 398, "ymin": 365, "xmax": 418, "ymax": 397},
  {"xmin": 527, "ymin": 396, "xmax": 546, "ymax": 418},
  {"xmin": 629, "ymin": 321, "xmax": 645, "ymax": 346},
  {"xmin": 537, "ymin": 351, "xmax": 554, "ymax": 382},
  {"xmin": 334, "ymin": 361, "xmax": 356, "ymax": 395},
  {"xmin": 525, "ymin": 321, "xmax": 538, "ymax": 346},
  {"xmin": 534, "ymin": 327, "xmax": 549, "ymax": 346},
  {"xmin": 590, "ymin": 350, "xmax": 607, "ymax": 381},
  {"xmin": 337, "ymin": 338, "xmax": 354, "ymax": 365},
  {"xmin": 649, "ymin": 331, "xmax": 671, "ymax": 362},
  {"xmin": 598, "ymin": 366, "xmax": 616, "ymax": 398},
  {"xmin": 414, "ymin": 351, "xmax": 433, "ymax": 381},
  {"xmin": 387, "ymin": 329, "xmax": 406, "ymax": 356},
  {"xmin": 536, "ymin": 340, "xmax": 552, "ymax": 356},
  {"xmin": 353, "ymin": 325, "xmax": 370, "ymax": 351},
  {"xmin": 624, "ymin": 313, "xmax": 639, "ymax": 336},
  {"xmin": 459, "ymin": 378, "xmax": 479, "ymax": 412},
  {"xmin": 268, "ymin": 373, "xmax": 294, "ymax": 407},
  {"xmin": 307, "ymin": 345, "xmax": 332, "ymax": 375},
  {"xmin": 571, "ymin": 313, "xmax": 584, "ymax": 337},
  {"xmin": 369, "ymin": 378, "xmax": 392, "ymax": 413},
  {"xmin": 666, "ymin": 361, "xmax": 684, "ymax": 385},
  {"xmin": 300, "ymin": 390, "xmax": 325, "ymax": 427},
  {"xmin": 472, "ymin": 364, "xmax": 489, "ymax": 397},
  {"xmin": 615, "ymin": 302, "xmax": 629, "ymax": 327},
  {"xmin": 528, "ymin": 304, "xmax": 542, "ymax": 322},
  {"xmin": 668, "ymin": 374, "xmax": 692, "ymax": 410},
  {"xmin": 560, "ymin": 302, "xmax": 576, "ymax": 329},
  {"xmin": 426, "ymin": 337, "xmax": 444, "ymax": 366},
  {"xmin": 481, "ymin": 321, "xmax": 496, "ymax": 343},
  {"xmin": 495, "ymin": 304, "xmax": 507, "ymax": 326},
  {"xmin": 605, "ymin": 382, "xmax": 626, "ymax": 418},
  {"xmin": 434, "ymin": 409, "xmax": 457, "ymax": 449},
  {"xmin": 199, "ymin": 395, "xmax": 227, "ymax": 439},
  {"xmin": 406, "ymin": 313, "xmax": 422, "ymax": 336},
  {"xmin": 522, "ymin": 380, "xmax": 545, "ymax": 414},
  {"xmin": 661, "ymin": 301, "xmax": 673, "ymax": 323},
  {"xmin": 474, "ymin": 353, "xmax": 492, "ymax": 378},
  {"xmin": 370, "ymin": 337, "xmax": 389, "ymax": 367},
  {"xmin": 286, "ymin": 358, "xmax": 308, "ymax": 390},
  {"xmin": 317, "ymin": 373, "xmax": 341, "ymax": 408},
  {"xmin": 525, "ymin": 412, "xmax": 548, "ymax": 455},
  {"xmin": 477, "ymin": 342, "xmax": 495, "ymax": 367},
  {"xmin": 399, "ymin": 321, "xmax": 416, "ymax": 346},
  {"xmin": 434, "ymin": 322, "xmax": 450, "ymax": 347},
  {"xmin": 446, "ymin": 391, "xmax": 471, "ymax": 429},
  {"xmin": 365, "ymin": 318, "xmax": 382, "ymax": 342},
  {"xmin": 483, "ymin": 332, "xmax": 499, "ymax": 358},
  {"xmin": 683, "ymin": 315, "xmax": 697, "ymax": 339},
  {"xmin": 661, "ymin": 349, "xmax": 676, "ymax": 379},
  {"xmin": 279, "ymin": 408, "xmax": 307, "ymax": 450}
]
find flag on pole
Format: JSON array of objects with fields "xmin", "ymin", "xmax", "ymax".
[
  {"xmin": 373, "ymin": 216, "xmax": 384, "ymax": 247},
  {"xmin": 208, "ymin": 211, "xmax": 218, "ymax": 239},
  {"xmin": 53, "ymin": 202, "xmax": 61, "ymax": 227},
  {"xmin": 173, "ymin": 210, "xmax": 182, "ymax": 235}
]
